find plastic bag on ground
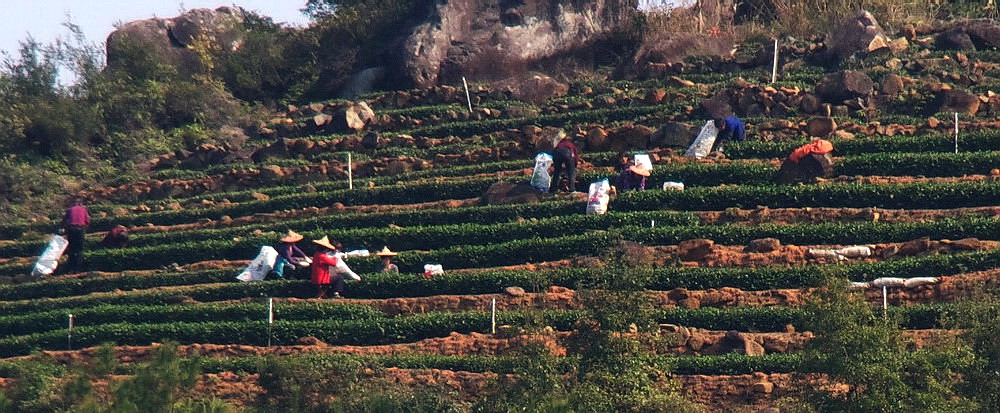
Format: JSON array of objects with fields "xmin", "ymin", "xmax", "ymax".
[
  {"xmin": 836, "ymin": 245, "xmax": 872, "ymax": 258},
  {"xmin": 662, "ymin": 182, "xmax": 684, "ymax": 191},
  {"xmin": 684, "ymin": 120, "xmax": 718, "ymax": 158},
  {"xmin": 807, "ymin": 248, "xmax": 845, "ymax": 261},
  {"xmin": 903, "ymin": 277, "xmax": 939, "ymax": 288},
  {"xmin": 31, "ymin": 234, "xmax": 69, "ymax": 277},
  {"xmin": 529, "ymin": 152, "xmax": 554, "ymax": 192},
  {"xmin": 236, "ymin": 246, "xmax": 279, "ymax": 282},
  {"xmin": 869, "ymin": 277, "xmax": 907, "ymax": 288},
  {"xmin": 586, "ymin": 179, "xmax": 611, "ymax": 215},
  {"xmin": 424, "ymin": 264, "xmax": 444, "ymax": 279}
]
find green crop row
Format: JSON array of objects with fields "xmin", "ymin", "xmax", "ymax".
[
  {"xmin": 0, "ymin": 304, "xmax": 950, "ymax": 358},
  {"xmin": 4, "ymin": 246, "xmax": 994, "ymax": 316},
  {"xmin": 197, "ymin": 352, "xmax": 803, "ymax": 376},
  {"xmin": 615, "ymin": 180, "xmax": 1000, "ymax": 211},
  {"xmin": 4, "ymin": 211, "xmax": 999, "ymax": 278},
  {"xmin": 0, "ymin": 301, "xmax": 384, "ymax": 338},
  {"xmin": 726, "ymin": 130, "xmax": 1000, "ymax": 159}
]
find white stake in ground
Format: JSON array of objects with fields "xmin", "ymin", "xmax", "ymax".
[
  {"xmin": 882, "ymin": 285, "xmax": 888, "ymax": 320},
  {"xmin": 491, "ymin": 297, "xmax": 496, "ymax": 334},
  {"xmin": 267, "ymin": 298, "xmax": 274, "ymax": 347},
  {"xmin": 347, "ymin": 153, "xmax": 354, "ymax": 190},
  {"xmin": 68, "ymin": 313, "xmax": 74, "ymax": 350},
  {"xmin": 954, "ymin": 112, "xmax": 959, "ymax": 154},
  {"xmin": 463, "ymin": 76, "xmax": 473, "ymax": 114},
  {"xmin": 771, "ymin": 39, "xmax": 779, "ymax": 84}
]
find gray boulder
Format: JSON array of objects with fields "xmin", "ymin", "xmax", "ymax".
[
  {"xmin": 107, "ymin": 7, "xmax": 245, "ymax": 76},
  {"xmin": 398, "ymin": 0, "xmax": 639, "ymax": 88}
]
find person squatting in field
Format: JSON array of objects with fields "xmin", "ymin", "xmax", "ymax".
[{"xmin": 273, "ymin": 230, "xmax": 310, "ymax": 279}]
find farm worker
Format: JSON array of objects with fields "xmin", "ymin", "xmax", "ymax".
[
  {"xmin": 775, "ymin": 139, "xmax": 836, "ymax": 184},
  {"xmin": 712, "ymin": 116, "xmax": 746, "ymax": 152},
  {"xmin": 376, "ymin": 246, "xmax": 399, "ymax": 273},
  {"xmin": 310, "ymin": 236, "xmax": 347, "ymax": 298},
  {"xmin": 100, "ymin": 225, "xmax": 129, "ymax": 248},
  {"xmin": 61, "ymin": 197, "xmax": 90, "ymax": 274},
  {"xmin": 549, "ymin": 133, "xmax": 580, "ymax": 193},
  {"xmin": 615, "ymin": 152, "xmax": 649, "ymax": 191},
  {"xmin": 273, "ymin": 230, "xmax": 310, "ymax": 279},
  {"xmin": 788, "ymin": 139, "xmax": 834, "ymax": 163}
]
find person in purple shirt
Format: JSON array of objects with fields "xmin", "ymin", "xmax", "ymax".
[
  {"xmin": 273, "ymin": 230, "xmax": 310, "ymax": 279},
  {"xmin": 712, "ymin": 116, "xmax": 746, "ymax": 153},
  {"xmin": 61, "ymin": 197, "xmax": 90, "ymax": 273},
  {"xmin": 549, "ymin": 135, "xmax": 580, "ymax": 193}
]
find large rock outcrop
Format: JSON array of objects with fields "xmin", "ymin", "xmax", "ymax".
[
  {"xmin": 827, "ymin": 10, "xmax": 888, "ymax": 59},
  {"xmin": 106, "ymin": 7, "xmax": 245, "ymax": 75},
  {"xmin": 399, "ymin": 0, "xmax": 638, "ymax": 88}
]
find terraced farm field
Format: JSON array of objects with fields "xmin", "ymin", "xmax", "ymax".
[{"xmin": 4, "ymin": 44, "xmax": 1000, "ymax": 412}]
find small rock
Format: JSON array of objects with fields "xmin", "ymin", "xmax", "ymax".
[
  {"xmin": 745, "ymin": 238, "xmax": 782, "ymax": 253},
  {"xmin": 678, "ymin": 238, "xmax": 715, "ymax": 261},
  {"xmin": 504, "ymin": 286, "xmax": 526, "ymax": 297},
  {"xmin": 806, "ymin": 117, "xmax": 838, "ymax": 137},
  {"xmin": 897, "ymin": 237, "xmax": 931, "ymax": 256},
  {"xmin": 752, "ymin": 381, "xmax": 775, "ymax": 394}
]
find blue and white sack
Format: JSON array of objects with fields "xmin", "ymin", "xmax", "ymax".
[
  {"xmin": 530, "ymin": 152, "xmax": 554, "ymax": 191},
  {"xmin": 684, "ymin": 120, "xmax": 718, "ymax": 158},
  {"xmin": 31, "ymin": 234, "xmax": 69, "ymax": 277},
  {"xmin": 236, "ymin": 246, "xmax": 279, "ymax": 282}
]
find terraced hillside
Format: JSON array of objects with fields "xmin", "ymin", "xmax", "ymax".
[{"xmin": 4, "ymin": 26, "xmax": 1000, "ymax": 412}]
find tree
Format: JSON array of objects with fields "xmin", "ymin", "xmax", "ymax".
[{"xmin": 799, "ymin": 277, "xmax": 975, "ymax": 412}]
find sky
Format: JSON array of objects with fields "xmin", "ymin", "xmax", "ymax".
[{"xmin": 0, "ymin": 0, "xmax": 313, "ymax": 59}]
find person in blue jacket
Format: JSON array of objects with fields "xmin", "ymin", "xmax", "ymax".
[{"xmin": 712, "ymin": 116, "xmax": 745, "ymax": 152}]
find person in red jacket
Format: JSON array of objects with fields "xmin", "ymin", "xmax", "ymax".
[
  {"xmin": 549, "ymin": 135, "xmax": 580, "ymax": 193},
  {"xmin": 61, "ymin": 197, "xmax": 90, "ymax": 273},
  {"xmin": 310, "ymin": 236, "xmax": 345, "ymax": 298}
]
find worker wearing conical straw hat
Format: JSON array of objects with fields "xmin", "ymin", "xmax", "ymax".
[
  {"xmin": 273, "ymin": 230, "xmax": 309, "ymax": 279},
  {"xmin": 376, "ymin": 246, "xmax": 399, "ymax": 274},
  {"xmin": 310, "ymin": 236, "xmax": 345, "ymax": 298}
]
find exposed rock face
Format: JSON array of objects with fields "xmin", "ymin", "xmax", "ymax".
[
  {"xmin": 481, "ymin": 182, "xmax": 547, "ymax": 205},
  {"xmin": 827, "ymin": 10, "xmax": 888, "ymax": 59},
  {"xmin": 933, "ymin": 90, "xmax": 980, "ymax": 116},
  {"xmin": 650, "ymin": 122, "xmax": 697, "ymax": 148},
  {"xmin": 106, "ymin": 7, "xmax": 245, "ymax": 75},
  {"xmin": 400, "ymin": 0, "xmax": 639, "ymax": 87},
  {"xmin": 815, "ymin": 71, "xmax": 874, "ymax": 101}
]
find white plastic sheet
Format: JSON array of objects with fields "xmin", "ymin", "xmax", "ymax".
[
  {"xmin": 31, "ymin": 234, "xmax": 68, "ymax": 277},
  {"xmin": 332, "ymin": 257, "xmax": 361, "ymax": 281},
  {"xmin": 424, "ymin": 264, "xmax": 444, "ymax": 277},
  {"xmin": 633, "ymin": 153, "xmax": 653, "ymax": 171},
  {"xmin": 586, "ymin": 179, "xmax": 611, "ymax": 215},
  {"xmin": 530, "ymin": 152, "xmax": 554, "ymax": 192},
  {"xmin": 236, "ymin": 246, "xmax": 279, "ymax": 282},
  {"xmin": 662, "ymin": 182, "xmax": 685, "ymax": 191},
  {"xmin": 684, "ymin": 120, "xmax": 719, "ymax": 158}
]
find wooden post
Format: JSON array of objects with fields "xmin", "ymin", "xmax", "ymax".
[
  {"xmin": 771, "ymin": 39, "xmax": 779, "ymax": 84},
  {"xmin": 463, "ymin": 76, "xmax": 473, "ymax": 114},
  {"xmin": 347, "ymin": 153, "xmax": 354, "ymax": 190}
]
